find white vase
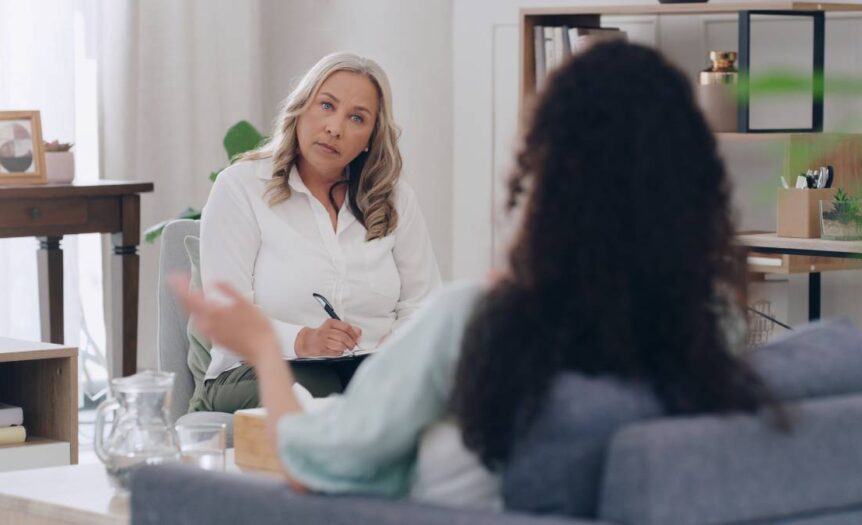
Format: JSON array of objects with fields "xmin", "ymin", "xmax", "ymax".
[{"xmin": 45, "ymin": 151, "xmax": 75, "ymax": 184}]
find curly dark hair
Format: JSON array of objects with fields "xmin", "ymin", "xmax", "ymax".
[{"xmin": 451, "ymin": 42, "xmax": 781, "ymax": 468}]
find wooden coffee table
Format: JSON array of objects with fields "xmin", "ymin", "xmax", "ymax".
[{"xmin": 0, "ymin": 450, "xmax": 244, "ymax": 525}]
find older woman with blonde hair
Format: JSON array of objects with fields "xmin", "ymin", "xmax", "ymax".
[{"xmin": 194, "ymin": 52, "xmax": 440, "ymax": 413}]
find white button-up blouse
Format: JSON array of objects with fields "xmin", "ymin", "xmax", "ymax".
[{"xmin": 200, "ymin": 158, "xmax": 441, "ymax": 380}]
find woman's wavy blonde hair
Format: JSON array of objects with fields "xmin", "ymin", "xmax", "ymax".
[{"xmin": 240, "ymin": 52, "xmax": 403, "ymax": 240}]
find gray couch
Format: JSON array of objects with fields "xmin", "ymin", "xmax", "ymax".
[
  {"xmin": 157, "ymin": 220, "xmax": 233, "ymax": 440},
  {"xmin": 143, "ymin": 241, "xmax": 862, "ymax": 523}
]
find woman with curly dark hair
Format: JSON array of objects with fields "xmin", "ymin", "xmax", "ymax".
[
  {"xmin": 451, "ymin": 41, "xmax": 778, "ymax": 469},
  {"xmin": 172, "ymin": 41, "xmax": 781, "ymax": 514}
]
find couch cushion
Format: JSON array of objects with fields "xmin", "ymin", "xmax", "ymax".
[
  {"xmin": 599, "ymin": 392, "xmax": 862, "ymax": 525},
  {"xmin": 503, "ymin": 317, "xmax": 862, "ymax": 518},
  {"xmin": 183, "ymin": 235, "xmax": 213, "ymax": 412},
  {"xmin": 503, "ymin": 374, "xmax": 662, "ymax": 517},
  {"xmin": 132, "ymin": 464, "xmax": 601, "ymax": 525},
  {"xmin": 748, "ymin": 317, "xmax": 862, "ymax": 402}
]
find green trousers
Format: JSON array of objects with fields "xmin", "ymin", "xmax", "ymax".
[{"xmin": 196, "ymin": 357, "xmax": 366, "ymax": 414}]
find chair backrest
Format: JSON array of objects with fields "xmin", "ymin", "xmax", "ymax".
[
  {"xmin": 599, "ymin": 392, "xmax": 862, "ymax": 525},
  {"xmin": 157, "ymin": 219, "xmax": 200, "ymax": 423}
]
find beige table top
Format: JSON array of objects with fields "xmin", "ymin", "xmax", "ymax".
[
  {"xmin": 0, "ymin": 450, "xmax": 245, "ymax": 525},
  {"xmin": 737, "ymin": 232, "xmax": 862, "ymax": 256}
]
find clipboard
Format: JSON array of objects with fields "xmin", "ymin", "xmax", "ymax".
[{"xmin": 289, "ymin": 348, "xmax": 376, "ymax": 362}]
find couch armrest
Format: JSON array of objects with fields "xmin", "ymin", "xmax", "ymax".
[{"xmin": 131, "ymin": 465, "xmax": 606, "ymax": 525}]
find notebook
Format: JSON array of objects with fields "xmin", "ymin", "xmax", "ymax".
[
  {"xmin": 0, "ymin": 425, "xmax": 26, "ymax": 445},
  {"xmin": 290, "ymin": 347, "xmax": 376, "ymax": 362},
  {"xmin": 0, "ymin": 403, "xmax": 23, "ymax": 427}
]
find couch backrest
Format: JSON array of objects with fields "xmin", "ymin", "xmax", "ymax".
[
  {"xmin": 503, "ymin": 317, "xmax": 862, "ymax": 520},
  {"xmin": 503, "ymin": 374, "xmax": 662, "ymax": 518},
  {"xmin": 749, "ymin": 317, "xmax": 862, "ymax": 402},
  {"xmin": 600, "ymin": 392, "xmax": 862, "ymax": 525},
  {"xmin": 157, "ymin": 219, "xmax": 200, "ymax": 423}
]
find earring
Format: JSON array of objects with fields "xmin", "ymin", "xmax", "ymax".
[{"xmin": 364, "ymin": 146, "xmax": 369, "ymax": 152}]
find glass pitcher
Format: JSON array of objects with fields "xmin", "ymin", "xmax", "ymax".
[{"xmin": 94, "ymin": 370, "xmax": 181, "ymax": 490}]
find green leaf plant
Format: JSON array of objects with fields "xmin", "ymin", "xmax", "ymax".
[{"xmin": 144, "ymin": 120, "xmax": 266, "ymax": 243}]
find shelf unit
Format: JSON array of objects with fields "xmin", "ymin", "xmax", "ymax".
[
  {"xmin": 0, "ymin": 338, "xmax": 78, "ymax": 472},
  {"xmin": 520, "ymin": 2, "xmax": 862, "ymax": 117},
  {"xmin": 520, "ymin": 3, "xmax": 862, "ymax": 186},
  {"xmin": 520, "ymin": 3, "xmax": 862, "ymax": 281}
]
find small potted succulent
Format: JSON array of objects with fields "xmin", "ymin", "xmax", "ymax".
[
  {"xmin": 44, "ymin": 140, "xmax": 75, "ymax": 184},
  {"xmin": 820, "ymin": 188, "xmax": 862, "ymax": 240}
]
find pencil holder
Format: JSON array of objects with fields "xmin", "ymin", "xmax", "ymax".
[{"xmin": 777, "ymin": 188, "xmax": 836, "ymax": 238}]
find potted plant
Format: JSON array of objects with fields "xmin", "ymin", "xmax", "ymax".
[
  {"xmin": 820, "ymin": 188, "xmax": 862, "ymax": 240},
  {"xmin": 44, "ymin": 140, "xmax": 75, "ymax": 184},
  {"xmin": 144, "ymin": 120, "xmax": 264, "ymax": 243}
]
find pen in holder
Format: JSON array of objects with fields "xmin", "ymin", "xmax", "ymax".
[{"xmin": 777, "ymin": 188, "xmax": 836, "ymax": 238}]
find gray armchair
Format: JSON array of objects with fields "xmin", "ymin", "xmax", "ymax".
[{"xmin": 157, "ymin": 219, "xmax": 234, "ymax": 442}]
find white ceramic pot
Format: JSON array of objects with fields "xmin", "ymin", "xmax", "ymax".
[{"xmin": 45, "ymin": 151, "xmax": 75, "ymax": 184}]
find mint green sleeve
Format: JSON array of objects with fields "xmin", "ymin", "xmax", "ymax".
[{"xmin": 276, "ymin": 282, "xmax": 483, "ymax": 497}]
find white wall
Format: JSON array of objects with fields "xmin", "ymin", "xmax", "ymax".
[
  {"xmin": 453, "ymin": 0, "xmax": 862, "ymax": 329},
  {"xmin": 258, "ymin": 0, "xmax": 454, "ymax": 278}
]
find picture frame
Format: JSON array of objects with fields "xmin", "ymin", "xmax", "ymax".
[{"xmin": 0, "ymin": 110, "xmax": 47, "ymax": 185}]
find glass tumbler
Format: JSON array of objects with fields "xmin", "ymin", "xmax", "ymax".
[{"xmin": 175, "ymin": 423, "xmax": 227, "ymax": 472}]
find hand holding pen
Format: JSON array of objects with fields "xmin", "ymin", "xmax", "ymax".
[{"xmin": 294, "ymin": 293, "xmax": 362, "ymax": 357}]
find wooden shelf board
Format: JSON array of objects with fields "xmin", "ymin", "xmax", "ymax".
[
  {"xmin": 0, "ymin": 338, "xmax": 76, "ymax": 363},
  {"xmin": 738, "ymin": 232, "xmax": 862, "ymax": 254},
  {"xmin": 717, "ymin": 132, "xmax": 862, "ymax": 142},
  {"xmin": 522, "ymin": 2, "xmax": 862, "ymax": 18},
  {"xmin": 747, "ymin": 252, "xmax": 862, "ymax": 274},
  {"xmin": 0, "ymin": 436, "xmax": 67, "ymax": 451}
]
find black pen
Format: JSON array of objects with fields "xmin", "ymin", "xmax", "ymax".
[
  {"xmin": 312, "ymin": 293, "xmax": 363, "ymax": 354},
  {"xmin": 312, "ymin": 293, "xmax": 341, "ymax": 321}
]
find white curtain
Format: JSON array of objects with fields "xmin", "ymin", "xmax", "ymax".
[
  {"xmin": 0, "ymin": 0, "xmax": 105, "ymax": 403},
  {"xmin": 96, "ymin": 0, "xmax": 266, "ymax": 372}
]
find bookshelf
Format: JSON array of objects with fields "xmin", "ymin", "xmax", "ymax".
[
  {"xmin": 0, "ymin": 338, "xmax": 78, "ymax": 472},
  {"xmin": 519, "ymin": 2, "xmax": 862, "ymax": 114},
  {"xmin": 519, "ymin": 2, "xmax": 862, "ymax": 297},
  {"xmin": 519, "ymin": 4, "xmax": 862, "ymax": 186}
]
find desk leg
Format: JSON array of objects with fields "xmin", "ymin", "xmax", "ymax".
[
  {"xmin": 111, "ymin": 194, "xmax": 141, "ymax": 377},
  {"xmin": 37, "ymin": 236, "xmax": 64, "ymax": 344},
  {"xmin": 809, "ymin": 272, "xmax": 821, "ymax": 321}
]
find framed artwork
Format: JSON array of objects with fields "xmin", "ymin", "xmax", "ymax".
[{"xmin": 0, "ymin": 110, "xmax": 47, "ymax": 185}]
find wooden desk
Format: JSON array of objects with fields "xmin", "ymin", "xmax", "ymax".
[
  {"xmin": 737, "ymin": 232, "xmax": 862, "ymax": 321},
  {"xmin": 0, "ymin": 182, "xmax": 154, "ymax": 377}
]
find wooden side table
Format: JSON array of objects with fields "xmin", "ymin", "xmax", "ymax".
[
  {"xmin": 0, "ymin": 181, "xmax": 154, "ymax": 377},
  {"xmin": 0, "ymin": 338, "xmax": 78, "ymax": 471}
]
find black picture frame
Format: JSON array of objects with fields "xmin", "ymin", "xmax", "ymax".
[{"xmin": 737, "ymin": 10, "xmax": 825, "ymax": 133}]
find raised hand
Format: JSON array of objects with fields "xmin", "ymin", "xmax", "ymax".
[{"xmin": 169, "ymin": 275, "xmax": 279, "ymax": 366}]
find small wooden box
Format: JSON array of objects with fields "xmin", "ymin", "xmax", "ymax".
[
  {"xmin": 233, "ymin": 408, "xmax": 282, "ymax": 474},
  {"xmin": 777, "ymin": 188, "xmax": 836, "ymax": 238}
]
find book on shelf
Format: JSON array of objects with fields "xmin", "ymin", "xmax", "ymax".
[
  {"xmin": 543, "ymin": 26, "xmax": 554, "ymax": 81},
  {"xmin": 0, "ymin": 403, "xmax": 23, "ymax": 427},
  {"xmin": 552, "ymin": 26, "xmax": 566, "ymax": 71},
  {"xmin": 534, "ymin": 25, "xmax": 546, "ymax": 90},
  {"xmin": 569, "ymin": 26, "xmax": 627, "ymax": 53},
  {"xmin": 533, "ymin": 25, "xmax": 627, "ymax": 90},
  {"xmin": 0, "ymin": 425, "xmax": 26, "ymax": 446}
]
